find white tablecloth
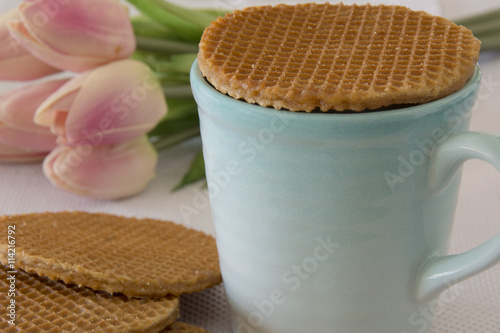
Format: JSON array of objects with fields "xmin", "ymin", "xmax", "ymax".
[{"xmin": 1, "ymin": 1, "xmax": 499, "ymax": 332}]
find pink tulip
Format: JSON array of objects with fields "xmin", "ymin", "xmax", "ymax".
[
  {"xmin": 43, "ymin": 136, "xmax": 157, "ymax": 199},
  {"xmin": 7, "ymin": 0, "xmax": 136, "ymax": 73},
  {"xmin": 0, "ymin": 79, "xmax": 67, "ymax": 153},
  {"xmin": 0, "ymin": 9, "xmax": 59, "ymax": 81},
  {"xmin": 35, "ymin": 59, "xmax": 167, "ymax": 146},
  {"xmin": 0, "ymin": 141, "xmax": 48, "ymax": 162}
]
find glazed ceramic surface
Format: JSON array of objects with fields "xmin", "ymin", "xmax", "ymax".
[{"xmin": 191, "ymin": 61, "xmax": 500, "ymax": 333}]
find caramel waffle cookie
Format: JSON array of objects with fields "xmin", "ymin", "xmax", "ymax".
[
  {"xmin": 161, "ymin": 321, "xmax": 211, "ymax": 332},
  {"xmin": 0, "ymin": 212, "xmax": 221, "ymax": 298},
  {"xmin": 198, "ymin": 3, "xmax": 480, "ymax": 112},
  {"xmin": 0, "ymin": 265, "xmax": 179, "ymax": 333}
]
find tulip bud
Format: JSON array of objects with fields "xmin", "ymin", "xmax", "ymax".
[
  {"xmin": 43, "ymin": 136, "xmax": 158, "ymax": 199},
  {"xmin": 35, "ymin": 59, "xmax": 168, "ymax": 147},
  {"xmin": 0, "ymin": 141, "xmax": 48, "ymax": 162},
  {"xmin": 0, "ymin": 79, "xmax": 67, "ymax": 152},
  {"xmin": 8, "ymin": 0, "xmax": 136, "ymax": 73},
  {"xmin": 0, "ymin": 9, "xmax": 59, "ymax": 81}
]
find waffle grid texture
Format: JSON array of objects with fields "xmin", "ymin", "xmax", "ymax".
[
  {"xmin": 0, "ymin": 212, "xmax": 221, "ymax": 298},
  {"xmin": 198, "ymin": 3, "xmax": 481, "ymax": 111},
  {"xmin": 0, "ymin": 265, "xmax": 180, "ymax": 333}
]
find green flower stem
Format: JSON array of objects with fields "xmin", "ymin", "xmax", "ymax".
[
  {"xmin": 132, "ymin": 51, "xmax": 195, "ymax": 88},
  {"xmin": 154, "ymin": 53, "xmax": 197, "ymax": 73},
  {"xmin": 131, "ymin": 16, "xmax": 178, "ymax": 39},
  {"xmin": 149, "ymin": 0, "xmax": 219, "ymax": 30},
  {"xmin": 163, "ymin": 85, "xmax": 193, "ymax": 98},
  {"xmin": 476, "ymin": 33, "xmax": 500, "ymax": 51},
  {"xmin": 132, "ymin": 51, "xmax": 196, "ymax": 73},
  {"xmin": 199, "ymin": 8, "xmax": 230, "ymax": 17},
  {"xmin": 458, "ymin": 17, "xmax": 500, "ymax": 38},
  {"xmin": 126, "ymin": 0, "xmax": 203, "ymax": 42},
  {"xmin": 454, "ymin": 8, "xmax": 500, "ymax": 28},
  {"xmin": 135, "ymin": 36, "xmax": 198, "ymax": 54},
  {"xmin": 454, "ymin": 8, "xmax": 500, "ymax": 51},
  {"xmin": 158, "ymin": 74, "xmax": 190, "ymax": 85}
]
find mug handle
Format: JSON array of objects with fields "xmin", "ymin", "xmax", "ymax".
[{"xmin": 415, "ymin": 131, "xmax": 500, "ymax": 302}]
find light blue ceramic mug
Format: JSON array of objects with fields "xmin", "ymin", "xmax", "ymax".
[{"xmin": 191, "ymin": 60, "xmax": 500, "ymax": 333}]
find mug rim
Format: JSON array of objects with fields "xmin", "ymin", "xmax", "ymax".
[{"xmin": 190, "ymin": 60, "xmax": 481, "ymax": 122}]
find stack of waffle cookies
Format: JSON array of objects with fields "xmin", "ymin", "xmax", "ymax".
[{"xmin": 0, "ymin": 212, "xmax": 220, "ymax": 332}]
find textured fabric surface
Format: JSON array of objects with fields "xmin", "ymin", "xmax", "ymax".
[{"xmin": 1, "ymin": 1, "xmax": 499, "ymax": 332}]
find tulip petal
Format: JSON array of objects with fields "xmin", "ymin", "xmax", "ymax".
[
  {"xmin": 9, "ymin": 0, "xmax": 136, "ymax": 73},
  {"xmin": 34, "ymin": 73, "xmax": 88, "ymax": 127},
  {"xmin": 0, "ymin": 9, "xmax": 21, "ymax": 59},
  {"xmin": 7, "ymin": 20, "xmax": 105, "ymax": 73},
  {"xmin": 62, "ymin": 59, "xmax": 167, "ymax": 146},
  {"xmin": 0, "ymin": 9, "xmax": 60, "ymax": 81},
  {"xmin": 43, "ymin": 136, "xmax": 157, "ymax": 199},
  {"xmin": 0, "ymin": 79, "xmax": 65, "ymax": 151},
  {"xmin": 0, "ymin": 79, "xmax": 69, "ymax": 133},
  {"xmin": 0, "ymin": 51, "xmax": 61, "ymax": 81},
  {"xmin": 0, "ymin": 141, "xmax": 48, "ymax": 162},
  {"xmin": 0, "ymin": 124, "xmax": 57, "ymax": 151}
]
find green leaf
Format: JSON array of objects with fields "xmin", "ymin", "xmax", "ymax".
[
  {"xmin": 149, "ymin": 123, "xmax": 200, "ymax": 151},
  {"xmin": 173, "ymin": 150, "xmax": 206, "ymax": 191},
  {"xmin": 163, "ymin": 98, "xmax": 198, "ymax": 120},
  {"xmin": 148, "ymin": 98, "xmax": 200, "ymax": 150},
  {"xmin": 149, "ymin": 113, "xmax": 199, "ymax": 138}
]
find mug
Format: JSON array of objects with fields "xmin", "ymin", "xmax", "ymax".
[{"xmin": 191, "ymin": 60, "xmax": 500, "ymax": 333}]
